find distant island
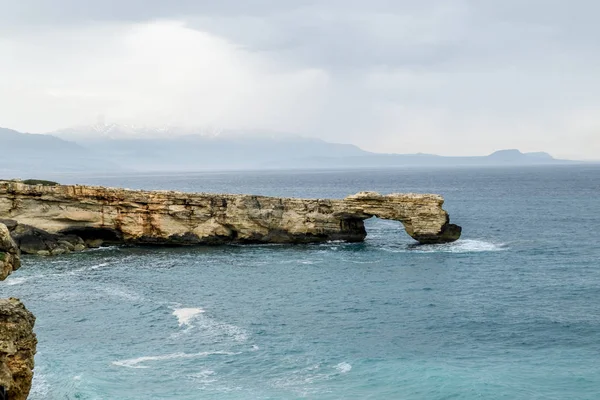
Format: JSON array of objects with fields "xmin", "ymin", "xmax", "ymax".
[{"xmin": 0, "ymin": 124, "xmax": 580, "ymax": 175}]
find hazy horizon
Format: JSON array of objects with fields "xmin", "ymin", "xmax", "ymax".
[
  {"xmin": 1, "ymin": 1, "xmax": 599, "ymax": 160},
  {"xmin": 2, "ymin": 123, "xmax": 583, "ymax": 160}
]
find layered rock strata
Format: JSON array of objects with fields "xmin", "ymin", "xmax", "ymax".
[
  {"xmin": 0, "ymin": 181, "xmax": 461, "ymax": 253},
  {"xmin": 0, "ymin": 298, "xmax": 37, "ymax": 400}
]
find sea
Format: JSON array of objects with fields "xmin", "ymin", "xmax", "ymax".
[{"xmin": 1, "ymin": 165, "xmax": 600, "ymax": 399}]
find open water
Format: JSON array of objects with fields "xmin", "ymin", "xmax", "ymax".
[{"xmin": 1, "ymin": 165, "xmax": 600, "ymax": 399}]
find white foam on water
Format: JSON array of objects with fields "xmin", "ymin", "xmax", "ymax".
[
  {"xmin": 188, "ymin": 369, "xmax": 218, "ymax": 384},
  {"xmin": 381, "ymin": 239, "xmax": 507, "ymax": 254},
  {"xmin": 270, "ymin": 363, "xmax": 338, "ymax": 396},
  {"xmin": 346, "ymin": 259, "xmax": 375, "ymax": 264},
  {"xmin": 173, "ymin": 307, "xmax": 205, "ymax": 327},
  {"xmin": 172, "ymin": 307, "xmax": 250, "ymax": 342},
  {"xmin": 335, "ymin": 362, "xmax": 352, "ymax": 374},
  {"xmin": 67, "ymin": 266, "xmax": 91, "ymax": 275},
  {"xmin": 100, "ymin": 286, "xmax": 142, "ymax": 301},
  {"xmin": 85, "ymin": 246, "xmax": 120, "ymax": 252},
  {"xmin": 112, "ymin": 351, "xmax": 238, "ymax": 369},
  {"xmin": 29, "ymin": 371, "xmax": 50, "ymax": 399},
  {"xmin": 4, "ymin": 276, "xmax": 29, "ymax": 285},
  {"xmin": 416, "ymin": 239, "xmax": 507, "ymax": 253},
  {"xmin": 203, "ymin": 319, "xmax": 249, "ymax": 342},
  {"xmin": 89, "ymin": 262, "xmax": 110, "ymax": 270},
  {"xmin": 307, "ymin": 363, "xmax": 321, "ymax": 371}
]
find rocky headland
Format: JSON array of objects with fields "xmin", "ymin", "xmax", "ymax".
[
  {"xmin": 0, "ymin": 180, "xmax": 461, "ymax": 255},
  {"xmin": 0, "ymin": 180, "xmax": 460, "ymax": 398}
]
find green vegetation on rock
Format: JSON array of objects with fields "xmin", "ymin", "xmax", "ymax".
[
  {"xmin": 22, "ymin": 179, "xmax": 59, "ymax": 186},
  {"xmin": 0, "ymin": 252, "xmax": 6, "ymax": 262}
]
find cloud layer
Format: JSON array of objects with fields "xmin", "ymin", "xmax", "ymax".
[{"xmin": 1, "ymin": 0, "xmax": 599, "ymax": 158}]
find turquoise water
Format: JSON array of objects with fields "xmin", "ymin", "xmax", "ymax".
[{"xmin": 2, "ymin": 166, "xmax": 600, "ymax": 399}]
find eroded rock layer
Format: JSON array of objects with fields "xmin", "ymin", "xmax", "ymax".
[
  {"xmin": 0, "ymin": 181, "xmax": 461, "ymax": 252},
  {"xmin": 0, "ymin": 223, "xmax": 20, "ymax": 280},
  {"xmin": 0, "ymin": 298, "xmax": 37, "ymax": 400}
]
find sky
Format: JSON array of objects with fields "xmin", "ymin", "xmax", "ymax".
[{"xmin": 0, "ymin": 1, "xmax": 598, "ymax": 159}]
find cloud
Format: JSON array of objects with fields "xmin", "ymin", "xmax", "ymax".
[
  {"xmin": 0, "ymin": 20, "xmax": 330, "ymax": 132},
  {"xmin": 0, "ymin": 0, "xmax": 599, "ymax": 158}
]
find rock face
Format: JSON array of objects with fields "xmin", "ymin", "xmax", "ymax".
[
  {"xmin": 0, "ymin": 181, "xmax": 461, "ymax": 249},
  {"xmin": 0, "ymin": 223, "xmax": 20, "ymax": 280},
  {"xmin": 1, "ymin": 219, "xmax": 86, "ymax": 256},
  {"xmin": 0, "ymin": 298, "xmax": 37, "ymax": 400}
]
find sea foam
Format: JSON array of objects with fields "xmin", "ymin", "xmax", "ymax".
[
  {"xmin": 335, "ymin": 362, "xmax": 352, "ymax": 374},
  {"xmin": 4, "ymin": 277, "xmax": 29, "ymax": 286},
  {"xmin": 89, "ymin": 262, "xmax": 110, "ymax": 270},
  {"xmin": 112, "ymin": 351, "xmax": 238, "ymax": 369},
  {"xmin": 382, "ymin": 239, "xmax": 507, "ymax": 254},
  {"xmin": 414, "ymin": 239, "xmax": 507, "ymax": 253},
  {"xmin": 173, "ymin": 307, "xmax": 205, "ymax": 327}
]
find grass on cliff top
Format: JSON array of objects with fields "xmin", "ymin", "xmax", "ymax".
[
  {"xmin": 0, "ymin": 179, "xmax": 60, "ymax": 186},
  {"xmin": 22, "ymin": 179, "xmax": 60, "ymax": 186}
]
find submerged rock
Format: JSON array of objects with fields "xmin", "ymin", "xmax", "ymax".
[
  {"xmin": 0, "ymin": 181, "xmax": 461, "ymax": 249},
  {"xmin": 0, "ymin": 298, "xmax": 36, "ymax": 400},
  {"xmin": 0, "ymin": 223, "xmax": 20, "ymax": 280}
]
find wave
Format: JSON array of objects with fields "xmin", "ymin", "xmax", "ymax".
[
  {"xmin": 334, "ymin": 362, "xmax": 352, "ymax": 374},
  {"xmin": 271, "ymin": 361, "xmax": 352, "ymax": 395},
  {"xmin": 173, "ymin": 307, "xmax": 205, "ymax": 327},
  {"xmin": 382, "ymin": 239, "xmax": 507, "ymax": 254},
  {"xmin": 112, "ymin": 351, "xmax": 239, "ymax": 369},
  {"xmin": 64, "ymin": 260, "xmax": 117, "ymax": 276},
  {"xmin": 84, "ymin": 246, "xmax": 120, "ymax": 252},
  {"xmin": 188, "ymin": 369, "xmax": 218, "ymax": 384},
  {"xmin": 100, "ymin": 286, "xmax": 142, "ymax": 301},
  {"xmin": 28, "ymin": 371, "xmax": 50, "ymax": 400},
  {"xmin": 3, "ymin": 276, "xmax": 30, "ymax": 286},
  {"xmin": 170, "ymin": 306, "xmax": 249, "ymax": 343},
  {"xmin": 89, "ymin": 262, "xmax": 110, "ymax": 270}
]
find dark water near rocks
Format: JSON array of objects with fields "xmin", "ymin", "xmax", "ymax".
[{"xmin": 2, "ymin": 165, "xmax": 600, "ymax": 399}]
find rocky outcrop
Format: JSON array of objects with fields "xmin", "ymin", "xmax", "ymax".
[
  {"xmin": 0, "ymin": 181, "xmax": 461, "ymax": 250},
  {"xmin": 0, "ymin": 298, "xmax": 37, "ymax": 400},
  {"xmin": 0, "ymin": 223, "xmax": 20, "ymax": 280},
  {"xmin": 1, "ymin": 219, "xmax": 86, "ymax": 256}
]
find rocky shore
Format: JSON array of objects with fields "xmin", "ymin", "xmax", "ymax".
[{"xmin": 0, "ymin": 181, "xmax": 461, "ymax": 255}]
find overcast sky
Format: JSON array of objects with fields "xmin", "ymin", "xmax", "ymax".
[{"xmin": 1, "ymin": 1, "xmax": 598, "ymax": 159}]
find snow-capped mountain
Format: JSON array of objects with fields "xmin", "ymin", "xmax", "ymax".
[{"xmin": 53, "ymin": 123, "xmax": 225, "ymax": 141}]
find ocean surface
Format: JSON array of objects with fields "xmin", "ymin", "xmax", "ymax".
[{"xmin": 2, "ymin": 165, "xmax": 600, "ymax": 399}]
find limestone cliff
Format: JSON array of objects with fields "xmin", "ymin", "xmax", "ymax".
[
  {"xmin": 0, "ymin": 223, "xmax": 20, "ymax": 280},
  {"xmin": 0, "ymin": 298, "xmax": 36, "ymax": 400},
  {"xmin": 0, "ymin": 181, "xmax": 461, "ymax": 252}
]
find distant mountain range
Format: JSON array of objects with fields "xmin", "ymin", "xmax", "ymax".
[
  {"xmin": 0, "ymin": 124, "xmax": 578, "ymax": 177},
  {"xmin": 270, "ymin": 149, "xmax": 567, "ymax": 169},
  {"xmin": 51, "ymin": 125, "xmax": 367, "ymax": 171},
  {"xmin": 0, "ymin": 127, "xmax": 121, "ymax": 175}
]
